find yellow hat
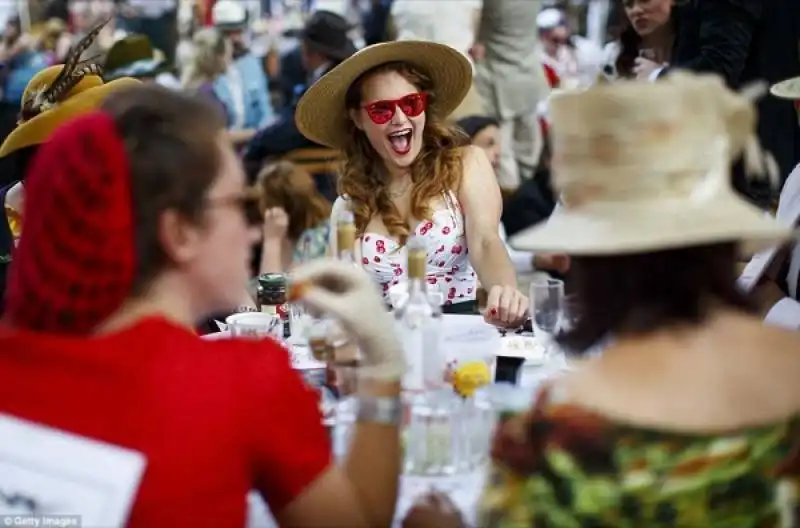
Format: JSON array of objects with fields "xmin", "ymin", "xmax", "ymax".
[{"xmin": 0, "ymin": 20, "xmax": 140, "ymax": 159}]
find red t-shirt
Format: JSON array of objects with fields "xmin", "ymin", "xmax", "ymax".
[{"xmin": 0, "ymin": 318, "xmax": 332, "ymax": 526}]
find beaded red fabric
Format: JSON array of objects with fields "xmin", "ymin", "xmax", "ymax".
[{"xmin": 4, "ymin": 112, "xmax": 134, "ymax": 334}]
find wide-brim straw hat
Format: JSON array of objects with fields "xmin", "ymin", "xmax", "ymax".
[
  {"xmin": 510, "ymin": 72, "xmax": 791, "ymax": 256},
  {"xmin": 295, "ymin": 41, "xmax": 472, "ymax": 149},
  {"xmin": 769, "ymin": 76, "xmax": 800, "ymax": 100},
  {"xmin": 0, "ymin": 66, "xmax": 139, "ymax": 159}
]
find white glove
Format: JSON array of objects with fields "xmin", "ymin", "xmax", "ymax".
[{"xmin": 290, "ymin": 259, "xmax": 405, "ymax": 381}]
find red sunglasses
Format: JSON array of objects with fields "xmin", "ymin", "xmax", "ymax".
[{"xmin": 363, "ymin": 92, "xmax": 428, "ymax": 125}]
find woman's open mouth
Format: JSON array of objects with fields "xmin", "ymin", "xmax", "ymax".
[{"xmin": 387, "ymin": 129, "xmax": 412, "ymax": 155}]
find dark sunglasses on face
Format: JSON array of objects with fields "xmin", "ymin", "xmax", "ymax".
[
  {"xmin": 363, "ymin": 92, "xmax": 428, "ymax": 125},
  {"xmin": 206, "ymin": 191, "xmax": 263, "ymax": 226}
]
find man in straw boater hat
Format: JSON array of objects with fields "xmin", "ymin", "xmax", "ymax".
[
  {"xmin": 0, "ymin": 20, "xmax": 139, "ymax": 314},
  {"xmin": 736, "ymin": 75, "xmax": 800, "ymax": 331}
]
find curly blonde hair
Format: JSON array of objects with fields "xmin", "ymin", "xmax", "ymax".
[{"xmin": 340, "ymin": 62, "xmax": 469, "ymax": 246}]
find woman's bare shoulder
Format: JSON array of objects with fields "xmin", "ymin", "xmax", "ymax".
[{"xmin": 557, "ymin": 314, "xmax": 800, "ymax": 432}]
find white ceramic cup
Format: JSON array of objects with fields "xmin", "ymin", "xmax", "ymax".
[{"xmin": 225, "ymin": 312, "xmax": 282, "ymax": 339}]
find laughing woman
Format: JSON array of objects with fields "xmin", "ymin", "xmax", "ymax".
[{"xmin": 295, "ymin": 41, "xmax": 528, "ymax": 326}]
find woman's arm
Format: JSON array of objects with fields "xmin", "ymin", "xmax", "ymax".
[
  {"xmin": 228, "ymin": 128, "xmax": 256, "ymax": 147},
  {"xmin": 258, "ymin": 239, "xmax": 283, "ymax": 274},
  {"xmin": 459, "ymin": 146, "xmax": 517, "ymax": 289},
  {"xmin": 247, "ymin": 323, "xmax": 401, "ymax": 527}
]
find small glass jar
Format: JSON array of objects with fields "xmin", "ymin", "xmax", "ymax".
[{"xmin": 257, "ymin": 273, "xmax": 289, "ymax": 337}]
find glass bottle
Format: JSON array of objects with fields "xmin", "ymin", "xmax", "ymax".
[
  {"xmin": 394, "ymin": 236, "xmax": 442, "ymax": 391},
  {"xmin": 257, "ymin": 273, "xmax": 289, "ymax": 338}
]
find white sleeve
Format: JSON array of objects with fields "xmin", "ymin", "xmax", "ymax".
[{"xmin": 764, "ymin": 298, "xmax": 800, "ymax": 331}]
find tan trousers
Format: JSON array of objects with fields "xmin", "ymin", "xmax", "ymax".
[{"xmin": 496, "ymin": 111, "xmax": 542, "ymax": 190}]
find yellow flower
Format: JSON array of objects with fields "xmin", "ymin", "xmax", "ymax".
[{"xmin": 452, "ymin": 360, "xmax": 491, "ymax": 398}]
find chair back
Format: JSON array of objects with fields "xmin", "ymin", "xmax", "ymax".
[{"xmin": 283, "ymin": 147, "xmax": 341, "ymax": 175}]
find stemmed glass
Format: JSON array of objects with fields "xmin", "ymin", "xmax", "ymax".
[{"xmin": 529, "ymin": 277, "xmax": 565, "ymax": 357}]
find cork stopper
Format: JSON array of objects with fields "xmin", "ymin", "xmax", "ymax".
[
  {"xmin": 407, "ymin": 235, "xmax": 426, "ymax": 279},
  {"xmin": 337, "ymin": 209, "xmax": 356, "ymax": 251}
]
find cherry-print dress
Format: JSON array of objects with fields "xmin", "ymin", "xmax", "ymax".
[{"xmin": 360, "ymin": 193, "xmax": 477, "ymax": 304}]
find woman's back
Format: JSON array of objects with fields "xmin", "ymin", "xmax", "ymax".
[
  {"xmin": 0, "ymin": 318, "xmax": 331, "ymax": 526},
  {"xmin": 481, "ymin": 313, "xmax": 800, "ymax": 526}
]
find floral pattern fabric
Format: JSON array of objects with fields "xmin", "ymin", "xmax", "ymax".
[
  {"xmin": 292, "ymin": 221, "xmax": 330, "ymax": 265},
  {"xmin": 360, "ymin": 192, "xmax": 477, "ymax": 302},
  {"xmin": 479, "ymin": 386, "xmax": 800, "ymax": 527}
]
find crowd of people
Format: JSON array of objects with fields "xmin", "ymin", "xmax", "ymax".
[{"xmin": 0, "ymin": 0, "xmax": 800, "ymax": 526}]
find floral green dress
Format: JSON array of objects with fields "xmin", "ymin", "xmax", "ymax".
[{"xmin": 479, "ymin": 385, "xmax": 800, "ymax": 527}]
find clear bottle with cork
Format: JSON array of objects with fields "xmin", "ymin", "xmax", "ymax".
[
  {"xmin": 328, "ymin": 208, "xmax": 358, "ymax": 362},
  {"xmin": 335, "ymin": 209, "xmax": 357, "ymax": 265},
  {"xmin": 394, "ymin": 236, "xmax": 444, "ymax": 391}
]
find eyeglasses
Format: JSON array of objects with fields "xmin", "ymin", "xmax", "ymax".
[
  {"xmin": 206, "ymin": 192, "xmax": 262, "ymax": 226},
  {"xmin": 363, "ymin": 92, "xmax": 428, "ymax": 125}
]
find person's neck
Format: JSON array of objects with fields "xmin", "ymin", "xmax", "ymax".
[
  {"xmin": 385, "ymin": 167, "xmax": 412, "ymax": 195},
  {"xmin": 94, "ymin": 274, "xmax": 200, "ymax": 335},
  {"xmin": 641, "ymin": 26, "xmax": 674, "ymax": 63}
]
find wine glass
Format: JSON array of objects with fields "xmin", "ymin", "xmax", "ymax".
[{"xmin": 529, "ymin": 277, "xmax": 564, "ymax": 355}]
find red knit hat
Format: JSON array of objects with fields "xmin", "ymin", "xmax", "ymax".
[{"xmin": 4, "ymin": 111, "xmax": 135, "ymax": 334}]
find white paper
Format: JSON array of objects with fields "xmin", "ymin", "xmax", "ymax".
[
  {"xmin": 0, "ymin": 414, "xmax": 146, "ymax": 526},
  {"xmin": 439, "ymin": 314, "xmax": 501, "ymax": 364}
]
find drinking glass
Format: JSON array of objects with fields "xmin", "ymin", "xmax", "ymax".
[
  {"xmin": 529, "ymin": 278, "xmax": 564, "ymax": 355},
  {"xmin": 560, "ymin": 294, "xmax": 582, "ymax": 333},
  {"xmin": 404, "ymin": 389, "xmax": 460, "ymax": 477}
]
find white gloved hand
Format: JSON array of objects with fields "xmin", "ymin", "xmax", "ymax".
[{"xmin": 290, "ymin": 259, "xmax": 405, "ymax": 381}]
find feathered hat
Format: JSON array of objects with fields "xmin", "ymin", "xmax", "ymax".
[{"xmin": 0, "ymin": 18, "xmax": 140, "ymax": 159}]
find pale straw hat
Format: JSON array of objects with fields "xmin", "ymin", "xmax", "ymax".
[
  {"xmin": 510, "ymin": 72, "xmax": 791, "ymax": 256},
  {"xmin": 295, "ymin": 41, "xmax": 472, "ymax": 149}
]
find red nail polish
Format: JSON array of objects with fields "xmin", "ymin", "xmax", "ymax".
[{"xmin": 489, "ymin": 308, "xmax": 497, "ymax": 316}]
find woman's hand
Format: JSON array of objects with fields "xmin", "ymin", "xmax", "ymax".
[
  {"xmin": 291, "ymin": 260, "xmax": 404, "ymax": 381},
  {"xmin": 263, "ymin": 207, "xmax": 289, "ymax": 242},
  {"xmin": 634, "ymin": 57, "xmax": 662, "ymax": 80},
  {"xmin": 402, "ymin": 491, "xmax": 464, "ymax": 528},
  {"xmin": 485, "ymin": 285, "xmax": 528, "ymax": 327}
]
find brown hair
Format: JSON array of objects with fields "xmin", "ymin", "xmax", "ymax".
[
  {"xmin": 257, "ymin": 160, "xmax": 331, "ymax": 240},
  {"xmin": 101, "ymin": 85, "xmax": 226, "ymax": 295},
  {"xmin": 558, "ymin": 243, "xmax": 757, "ymax": 353},
  {"xmin": 341, "ymin": 62, "xmax": 469, "ymax": 245}
]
